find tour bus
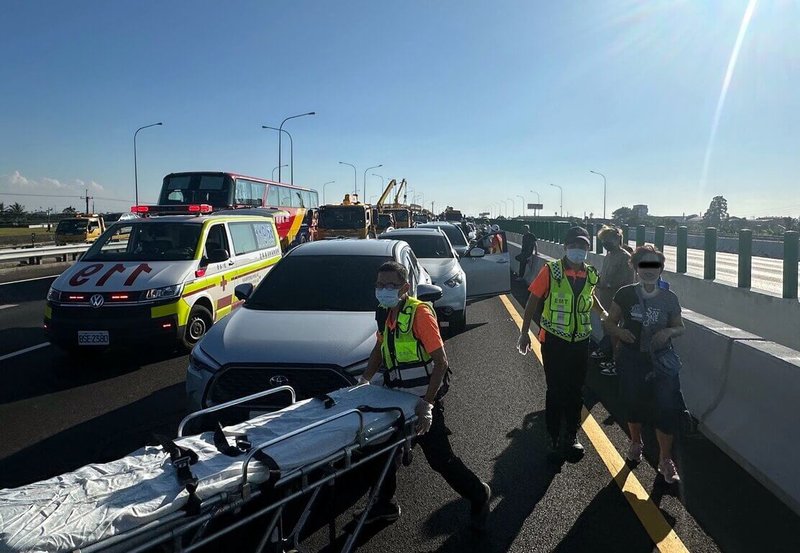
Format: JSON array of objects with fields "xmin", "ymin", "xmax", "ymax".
[{"xmin": 157, "ymin": 172, "xmax": 319, "ymax": 250}]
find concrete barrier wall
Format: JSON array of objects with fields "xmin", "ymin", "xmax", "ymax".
[
  {"xmin": 506, "ymin": 233, "xmax": 800, "ymax": 516},
  {"xmin": 641, "ymin": 229, "xmax": 785, "ymax": 259}
]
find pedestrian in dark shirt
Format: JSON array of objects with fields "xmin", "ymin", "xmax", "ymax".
[{"xmin": 516, "ymin": 225, "xmax": 538, "ymax": 281}]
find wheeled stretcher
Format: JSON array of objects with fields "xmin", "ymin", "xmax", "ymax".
[{"xmin": 0, "ymin": 384, "xmax": 419, "ymax": 553}]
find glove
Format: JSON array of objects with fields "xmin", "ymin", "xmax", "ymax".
[
  {"xmin": 356, "ymin": 375, "xmax": 370, "ymax": 386},
  {"xmin": 415, "ymin": 399, "xmax": 434, "ymax": 436},
  {"xmin": 517, "ymin": 332, "xmax": 531, "ymax": 356}
]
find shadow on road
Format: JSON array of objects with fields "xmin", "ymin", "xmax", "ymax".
[
  {"xmin": 0, "ymin": 382, "xmax": 187, "ymax": 488},
  {"xmin": 0, "ymin": 345, "xmax": 187, "ymax": 405},
  {"xmin": 414, "ymin": 410, "xmax": 559, "ymax": 553}
]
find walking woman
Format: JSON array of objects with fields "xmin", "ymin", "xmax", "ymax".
[{"xmin": 603, "ymin": 245, "xmax": 686, "ymax": 483}]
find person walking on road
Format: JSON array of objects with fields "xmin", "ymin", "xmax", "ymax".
[
  {"xmin": 515, "ymin": 225, "xmax": 538, "ymax": 281},
  {"xmin": 517, "ymin": 226, "xmax": 608, "ymax": 460},
  {"xmin": 359, "ymin": 260, "xmax": 492, "ymax": 530},
  {"xmin": 603, "ymin": 245, "xmax": 686, "ymax": 483},
  {"xmin": 592, "ymin": 225, "xmax": 635, "ymax": 375}
]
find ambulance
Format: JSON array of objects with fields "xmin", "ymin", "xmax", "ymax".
[{"xmin": 44, "ymin": 204, "xmax": 283, "ymax": 355}]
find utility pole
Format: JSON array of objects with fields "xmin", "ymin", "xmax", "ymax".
[
  {"xmin": 431, "ymin": 201, "xmax": 435, "ymax": 216},
  {"xmin": 81, "ymin": 189, "xmax": 94, "ymax": 214}
]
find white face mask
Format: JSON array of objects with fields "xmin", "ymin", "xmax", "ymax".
[
  {"xmin": 375, "ymin": 288, "xmax": 401, "ymax": 308},
  {"xmin": 566, "ymin": 248, "xmax": 588, "ymax": 264}
]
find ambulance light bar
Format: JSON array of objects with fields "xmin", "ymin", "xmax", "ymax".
[{"xmin": 131, "ymin": 204, "xmax": 214, "ymax": 216}]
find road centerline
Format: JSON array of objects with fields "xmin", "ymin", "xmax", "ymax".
[
  {"xmin": 498, "ymin": 293, "xmax": 690, "ymax": 553},
  {"xmin": 0, "ymin": 342, "xmax": 51, "ymax": 362}
]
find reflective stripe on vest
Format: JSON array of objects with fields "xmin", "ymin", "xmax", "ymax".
[
  {"xmin": 540, "ymin": 259, "xmax": 598, "ymax": 342},
  {"xmin": 381, "ymin": 297, "xmax": 435, "ymax": 397}
]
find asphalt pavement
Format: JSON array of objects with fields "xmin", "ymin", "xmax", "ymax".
[{"xmin": 0, "ymin": 274, "xmax": 799, "ymax": 552}]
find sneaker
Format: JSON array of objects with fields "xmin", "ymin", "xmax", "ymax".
[
  {"xmin": 626, "ymin": 439, "xmax": 643, "ymax": 462},
  {"xmin": 359, "ymin": 500, "xmax": 401, "ymax": 524},
  {"xmin": 658, "ymin": 458, "xmax": 681, "ymax": 484},
  {"xmin": 590, "ymin": 350, "xmax": 606, "ymax": 359},
  {"xmin": 599, "ymin": 361, "xmax": 617, "ymax": 376},
  {"xmin": 563, "ymin": 434, "xmax": 584, "ymax": 456},
  {"xmin": 470, "ymin": 482, "xmax": 491, "ymax": 532}
]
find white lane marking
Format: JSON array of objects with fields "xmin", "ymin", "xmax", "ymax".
[
  {"xmin": 0, "ymin": 274, "xmax": 61, "ymax": 286},
  {"xmin": 0, "ymin": 342, "xmax": 51, "ymax": 362},
  {"xmin": 0, "ymin": 304, "xmax": 19, "ymax": 310}
]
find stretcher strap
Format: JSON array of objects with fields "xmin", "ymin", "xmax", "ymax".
[
  {"xmin": 356, "ymin": 405, "xmax": 413, "ymax": 465},
  {"xmin": 213, "ymin": 423, "xmax": 252, "ymax": 456},
  {"xmin": 154, "ymin": 434, "xmax": 202, "ymax": 515}
]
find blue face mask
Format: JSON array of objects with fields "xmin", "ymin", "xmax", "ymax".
[
  {"xmin": 375, "ymin": 288, "xmax": 401, "ymax": 308},
  {"xmin": 566, "ymin": 248, "xmax": 588, "ymax": 264}
]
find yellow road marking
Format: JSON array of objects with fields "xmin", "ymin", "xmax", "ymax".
[{"xmin": 499, "ymin": 293, "xmax": 689, "ymax": 553}]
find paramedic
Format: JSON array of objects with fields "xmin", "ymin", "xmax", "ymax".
[
  {"xmin": 359, "ymin": 260, "xmax": 491, "ymax": 531},
  {"xmin": 517, "ymin": 226, "xmax": 608, "ymax": 460}
]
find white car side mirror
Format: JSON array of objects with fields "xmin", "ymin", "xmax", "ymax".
[{"xmin": 468, "ymin": 247, "xmax": 485, "ymax": 258}]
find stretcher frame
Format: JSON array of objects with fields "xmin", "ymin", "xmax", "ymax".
[{"xmin": 77, "ymin": 385, "xmax": 416, "ymax": 553}]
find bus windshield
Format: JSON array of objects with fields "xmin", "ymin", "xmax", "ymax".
[
  {"xmin": 159, "ymin": 174, "xmax": 230, "ymax": 207},
  {"xmin": 318, "ymin": 206, "xmax": 366, "ymax": 229}
]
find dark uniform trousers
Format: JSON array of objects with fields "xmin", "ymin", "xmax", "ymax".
[
  {"xmin": 540, "ymin": 335, "xmax": 590, "ymax": 442},
  {"xmin": 377, "ymin": 398, "xmax": 486, "ymax": 505}
]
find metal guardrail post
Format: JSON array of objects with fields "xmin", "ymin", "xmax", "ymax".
[
  {"xmin": 655, "ymin": 226, "xmax": 665, "ymax": 252},
  {"xmin": 783, "ymin": 231, "xmax": 799, "ymax": 299},
  {"xmin": 676, "ymin": 226, "xmax": 688, "ymax": 273},
  {"xmin": 636, "ymin": 225, "xmax": 645, "ymax": 247},
  {"xmin": 704, "ymin": 227, "xmax": 717, "ymax": 280},
  {"xmin": 621, "ymin": 224, "xmax": 629, "ymax": 249},
  {"xmin": 738, "ymin": 229, "xmax": 752, "ymax": 289}
]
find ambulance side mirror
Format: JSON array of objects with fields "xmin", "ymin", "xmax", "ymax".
[{"xmin": 208, "ymin": 249, "xmax": 230, "ymax": 263}]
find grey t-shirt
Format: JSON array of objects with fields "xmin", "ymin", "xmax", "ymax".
[{"xmin": 613, "ymin": 284, "xmax": 682, "ymax": 352}]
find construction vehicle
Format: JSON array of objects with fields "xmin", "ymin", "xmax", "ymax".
[
  {"xmin": 440, "ymin": 206, "xmax": 464, "ymax": 222},
  {"xmin": 382, "ymin": 179, "xmax": 412, "ymax": 228},
  {"xmin": 54, "ymin": 214, "xmax": 107, "ymax": 245},
  {"xmin": 316, "ymin": 194, "xmax": 375, "ymax": 240}
]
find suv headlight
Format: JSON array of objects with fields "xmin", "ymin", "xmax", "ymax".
[
  {"xmin": 47, "ymin": 286, "xmax": 61, "ymax": 302},
  {"xmin": 144, "ymin": 284, "xmax": 182, "ymax": 300},
  {"xmin": 444, "ymin": 273, "xmax": 464, "ymax": 288},
  {"xmin": 189, "ymin": 346, "xmax": 219, "ymax": 374}
]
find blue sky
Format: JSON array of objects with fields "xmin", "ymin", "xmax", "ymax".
[{"xmin": 1, "ymin": 0, "xmax": 798, "ymax": 219}]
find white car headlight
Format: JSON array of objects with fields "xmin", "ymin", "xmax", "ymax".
[
  {"xmin": 144, "ymin": 284, "xmax": 182, "ymax": 300},
  {"xmin": 47, "ymin": 286, "xmax": 61, "ymax": 302},
  {"xmin": 444, "ymin": 273, "xmax": 464, "ymax": 288}
]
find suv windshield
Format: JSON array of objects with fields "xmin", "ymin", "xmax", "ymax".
[
  {"xmin": 378, "ymin": 214, "xmax": 393, "ymax": 227},
  {"xmin": 384, "ymin": 234, "xmax": 452, "ymax": 259},
  {"xmin": 82, "ymin": 222, "xmax": 203, "ymax": 262},
  {"xmin": 319, "ymin": 206, "xmax": 366, "ymax": 229},
  {"xmin": 248, "ymin": 255, "xmax": 390, "ymax": 311},
  {"xmin": 56, "ymin": 219, "xmax": 88, "ymax": 233}
]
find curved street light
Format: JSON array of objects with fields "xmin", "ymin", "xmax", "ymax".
[
  {"xmin": 363, "ymin": 164, "xmax": 382, "ymax": 205},
  {"xmin": 589, "ymin": 170, "xmax": 607, "ymax": 220},
  {"xmin": 272, "ymin": 164, "xmax": 288, "ymax": 181},
  {"xmin": 134, "ymin": 122, "xmax": 163, "ymax": 206},
  {"xmin": 262, "ymin": 126, "xmax": 292, "ymax": 183},
  {"xmin": 339, "ymin": 162, "xmax": 357, "ymax": 196},
  {"xmin": 550, "ymin": 183, "xmax": 563, "ymax": 217},
  {"xmin": 278, "ymin": 112, "xmax": 315, "ymax": 183},
  {"xmin": 322, "ymin": 180, "xmax": 335, "ymax": 204},
  {"xmin": 372, "ymin": 174, "xmax": 385, "ymax": 190},
  {"xmin": 507, "ymin": 197, "xmax": 516, "ymax": 218},
  {"xmin": 517, "ymin": 194, "xmax": 525, "ymax": 217}
]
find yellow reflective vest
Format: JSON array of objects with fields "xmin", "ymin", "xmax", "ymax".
[
  {"xmin": 381, "ymin": 297, "xmax": 435, "ymax": 397},
  {"xmin": 540, "ymin": 259, "xmax": 599, "ymax": 342}
]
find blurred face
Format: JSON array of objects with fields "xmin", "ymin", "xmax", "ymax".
[
  {"xmin": 565, "ymin": 240, "xmax": 590, "ymax": 264},
  {"xmin": 602, "ymin": 234, "xmax": 620, "ymax": 250},
  {"xmin": 636, "ymin": 253, "xmax": 663, "ymax": 284}
]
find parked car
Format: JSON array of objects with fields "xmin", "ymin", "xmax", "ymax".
[
  {"xmin": 417, "ymin": 221, "xmax": 470, "ymax": 257},
  {"xmin": 185, "ymin": 239, "xmax": 438, "ymax": 412}
]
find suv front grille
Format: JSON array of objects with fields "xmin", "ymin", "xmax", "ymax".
[{"xmin": 207, "ymin": 366, "xmax": 352, "ymax": 406}]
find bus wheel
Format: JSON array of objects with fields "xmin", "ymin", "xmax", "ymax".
[{"xmin": 181, "ymin": 305, "xmax": 213, "ymax": 350}]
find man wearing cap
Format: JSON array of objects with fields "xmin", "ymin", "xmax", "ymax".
[{"xmin": 517, "ymin": 226, "xmax": 608, "ymax": 459}]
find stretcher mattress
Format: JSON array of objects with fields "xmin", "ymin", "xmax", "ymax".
[{"xmin": 0, "ymin": 385, "xmax": 419, "ymax": 553}]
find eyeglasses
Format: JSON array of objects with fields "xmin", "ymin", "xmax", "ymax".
[
  {"xmin": 375, "ymin": 282, "xmax": 404, "ymax": 290},
  {"xmin": 637, "ymin": 262, "xmax": 663, "ymax": 269}
]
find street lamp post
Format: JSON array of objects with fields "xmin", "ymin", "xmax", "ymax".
[
  {"xmin": 339, "ymin": 162, "xmax": 357, "ymax": 197},
  {"xmin": 372, "ymin": 174, "xmax": 384, "ymax": 191},
  {"xmin": 278, "ymin": 112, "xmax": 315, "ymax": 184},
  {"xmin": 272, "ymin": 165, "xmax": 288, "ymax": 181},
  {"xmin": 363, "ymin": 164, "xmax": 382, "ymax": 205},
  {"xmin": 507, "ymin": 197, "xmax": 515, "ymax": 218},
  {"xmin": 517, "ymin": 194, "xmax": 525, "ymax": 217},
  {"xmin": 589, "ymin": 170, "xmax": 607, "ymax": 220},
  {"xmin": 262, "ymin": 126, "xmax": 292, "ymax": 183},
  {"xmin": 133, "ymin": 122, "xmax": 163, "ymax": 206},
  {"xmin": 322, "ymin": 180, "xmax": 335, "ymax": 204},
  {"xmin": 530, "ymin": 189, "xmax": 541, "ymax": 218},
  {"xmin": 550, "ymin": 183, "xmax": 563, "ymax": 217}
]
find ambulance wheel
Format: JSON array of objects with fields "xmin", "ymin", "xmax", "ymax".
[{"xmin": 181, "ymin": 305, "xmax": 213, "ymax": 350}]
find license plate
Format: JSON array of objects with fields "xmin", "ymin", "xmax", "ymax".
[{"xmin": 78, "ymin": 331, "xmax": 109, "ymax": 346}]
